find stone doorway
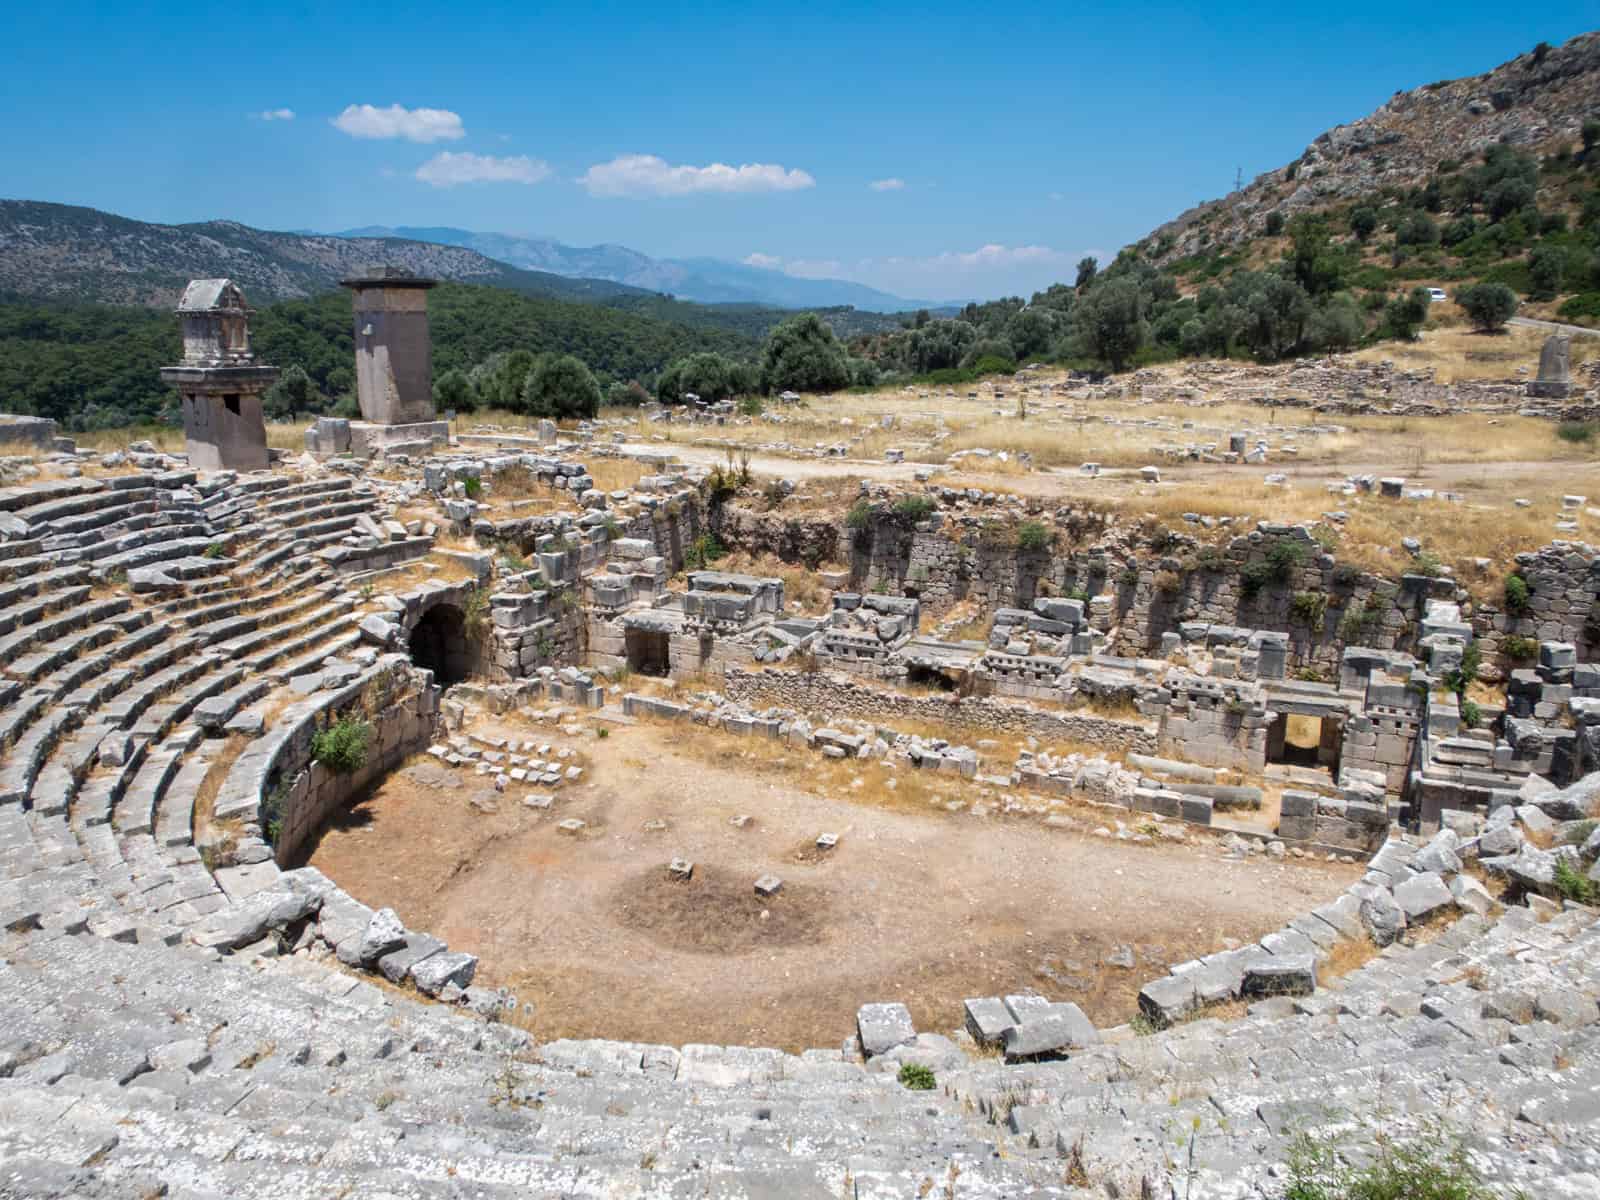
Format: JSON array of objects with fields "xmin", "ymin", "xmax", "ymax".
[
  {"xmin": 409, "ymin": 603, "xmax": 471, "ymax": 685},
  {"xmin": 1267, "ymin": 711, "xmax": 1344, "ymax": 773},
  {"xmin": 625, "ymin": 627, "xmax": 671, "ymax": 677}
]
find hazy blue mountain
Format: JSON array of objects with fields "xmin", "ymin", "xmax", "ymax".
[{"xmin": 334, "ymin": 226, "xmax": 956, "ymax": 312}]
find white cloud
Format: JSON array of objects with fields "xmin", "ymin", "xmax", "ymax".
[
  {"xmin": 742, "ymin": 243, "xmax": 1100, "ymax": 298},
  {"xmin": 332, "ymin": 103, "xmax": 465, "ymax": 143},
  {"xmin": 890, "ymin": 244, "xmax": 1070, "ymax": 269},
  {"xmin": 580, "ymin": 154, "xmax": 815, "ymax": 197},
  {"xmin": 255, "ymin": 108, "xmax": 295, "ymax": 121},
  {"xmin": 415, "ymin": 152, "xmax": 551, "ymax": 188},
  {"xmin": 868, "ymin": 177, "xmax": 905, "ymax": 191}
]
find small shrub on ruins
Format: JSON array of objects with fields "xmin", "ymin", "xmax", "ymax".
[
  {"xmin": 311, "ymin": 717, "xmax": 371, "ymax": 775},
  {"xmin": 1330, "ymin": 563, "xmax": 1360, "ymax": 589},
  {"xmin": 1239, "ymin": 559, "xmax": 1273, "ymax": 599},
  {"xmin": 463, "ymin": 587, "xmax": 490, "ymax": 640},
  {"xmin": 1556, "ymin": 421, "xmax": 1597, "ymax": 445},
  {"xmin": 1153, "ymin": 569, "xmax": 1183, "ymax": 596},
  {"xmin": 261, "ymin": 780, "xmax": 288, "ymax": 846},
  {"xmin": 1443, "ymin": 642, "xmax": 1482, "ymax": 697},
  {"xmin": 1195, "ymin": 545, "xmax": 1228, "ymax": 572},
  {"xmin": 897, "ymin": 1063, "xmax": 936, "ymax": 1091},
  {"xmin": 1502, "ymin": 573, "xmax": 1530, "ymax": 614},
  {"xmin": 1118, "ymin": 566, "xmax": 1141, "ymax": 589},
  {"xmin": 684, "ymin": 533, "xmax": 725, "ymax": 569},
  {"xmin": 737, "ymin": 394, "xmax": 764, "ymax": 417},
  {"xmin": 1412, "ymin": 551, "xmax": 1444, "ymax": 578},
  {"xmin": 1284, "ymin": 1126, "xmax": 1496, "ymax": 1200},
  {"xmin": 1290, "ymin": 592, "xmax": 1327, "ymax": 627},
  {"xmin": 892, "ymin": 494, "xmax": 937, "ymax": 524},
  {"xmin": 1266, "ymin": 539, "xmax": 1307, "ymax": 580},
  {"xmin": 761, "ymin": 480, "xmax": 788, "ymax": 511},
  {"xmin": 462, "ymin": 476, "xmax": 483, "ymax": 499},
  {"xmin": 1553, "ymin": 857, "xmax": 1598, "ymax": 905},
  {"xmin": 535, "ymin": 634, "xmax": 555, "ymax": 658},
  {"xmin": 1294, "ymin": 666, "xmax": 1330, "ymax": 683},
  {"xmin": 1067, "ymin": 586, "xmax": 1089, "ymax": 602},
  {"xmin": 1015, "ymin": 520, "xmax": 1051, "ymax": 552},
  {"xmin": 203, "ymin": 542, "xmax": 226, "ymax": 559},
  {"xmin": 845, "ymin": 499, "xmax": 875, "ymax": 530},
  {"xmin": 596, "ymin": 727, "xmax": 610, "ymax": 740},
  {"xmin": 1459, "ymin": 699, "xmax": 1482, "ymax": 729}
]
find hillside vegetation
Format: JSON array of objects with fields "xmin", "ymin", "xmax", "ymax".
[
  {"xmin": 0, "ymin": 284, "xmax": 759, "ymax": 430},
  {"xmin": 1140, "ymin": 33, "xmax": 1600, "ymax": 324}
]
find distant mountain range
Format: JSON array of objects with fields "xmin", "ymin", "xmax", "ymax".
[
  {"xmin": 0, "ymin": 201, "xmax": 655, "ymax": 308},
  {"xmin": 331, "ymin": 226, "xmax": 954, "ymax": 312}
]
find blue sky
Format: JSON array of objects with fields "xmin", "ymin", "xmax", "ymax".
[{"xmin": 3, "ymin": 2, "xmax": 1595, "ymax": 300}]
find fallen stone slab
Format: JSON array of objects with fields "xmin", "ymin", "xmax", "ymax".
[
  {"xmin": 190, "ymin": 886, "xmax": 321, "ymax": 951},
  {"xmin": 1240, "ymin": 954, "xmax": 1317, "ymax": 998},
  {"xmin": 963, "ymin": 997, "xmax": 1013, "ymax": 1045},
  {"xmin": 357, "ymin": 907, "xmax": 407, "ymax": 966},
  {"xmin": 1393, "ymin": 871, "xmax": 1455, "ymax": 921},
  {"xmin": 1001, "ymin": 1004, "xmax": 1098, "ymax": 1061},
  {"xmin": 1449, "ymin": 874, "xmax": 1495, "ymax": 916},
  {"xmin": 856, "ymin": 1002, "xmax": 916, "ymax": 1057},
  {"xmin": 410, "ymin": 951, "xmax": 478, "ymax": 997},
  {"xmin": 376, "ymin": 933, "xmax": 444, "ymax": 984},
  {"xmin": 1359, "ymin": 888, "xmax": 1406, "ymax": 947},
  {"xmin": 1138, "ymin": 973, "xmax": 1201, "ymax": 1026}
]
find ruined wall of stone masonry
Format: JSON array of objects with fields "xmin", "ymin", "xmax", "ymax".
[
  {"xmin": 721, "ymin": 667, "xmax": 1158, "ymax": 752},
  {"xmin": 623, "ymin": 493, "xmax": 712, "ymax": 574},
  {"xmin": 271, "ymin": 669, "xmax": 440, "ymax": 864},
  {"xmin": 707, "ymin": 493, "xmax": 1600, "ymax": 672}
]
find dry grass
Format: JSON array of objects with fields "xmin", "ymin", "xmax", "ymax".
[
  {"xmin": 1351, "ymin": 323, "xmax": 1600, "ymax": 383},
  {"xmin": 1129, "ymin": 472, "xmax": 1597, "ymax": 593},
  {"xmin": 586, "ymin": 458, "xmax": 651, "ymax": 493},
  {"xmin": 266, "ymin": 421, "xmax": 312, "ymax": 451},
  {"xmin": 711, "ymin": 550, "xmax": 836, "ymax": 613},
  {"xmin": 364, "ymin": 553, "xmax": 479, "ymax": 593},
  {"xmin": 192, "ymin": 735, "xmax": 252, "ymax": 859},
  {"xmin": 1319, "ymin": 935, "xmax": 1383, "ymax": 982}
]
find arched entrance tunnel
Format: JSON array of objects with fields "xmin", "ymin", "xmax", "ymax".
[{"xmin": 409, "ymin": 603, "xmax": 472, "ymax": 685}]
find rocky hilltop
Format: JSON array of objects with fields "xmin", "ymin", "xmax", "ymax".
[
  {"xmin": 1144, "ymin": 31, "xmax": 1600, "ymax": 264},
  {"xmin": 0, "ymin": 201, "xmax": 645, "ymax": 307}
]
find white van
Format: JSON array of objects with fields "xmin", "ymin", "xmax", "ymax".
[{"xmin": 1426, "ymin": 287, "xmax": 1449, "ymax": 303}]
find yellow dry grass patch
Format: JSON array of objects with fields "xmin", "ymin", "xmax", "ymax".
[
  {"xmin": 192, "ymin": 735, "xmax": 253, "ymax": 862},
  {"xmin": 365, "ymin": 553, "xmax": 478, "ymax": 592},
  {"xmin": 586, "ymin": 458, "xmax": 650, "ymax": 493},
  {"xmin": 1351, "ymin": 323, "xmax": 1600, "ymax": 383},
  {"xmin": 1127, "ymin": 471, "xmax": 1599, "ymax": 592},
  {"xmin": 710, "ymin": 550, "xmax": 836, "ymax": 613}
]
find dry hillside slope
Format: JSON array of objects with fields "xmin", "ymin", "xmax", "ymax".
[{"xmin": 1145, "ymin": 31, "xmax": 1600, "ymax": 265}]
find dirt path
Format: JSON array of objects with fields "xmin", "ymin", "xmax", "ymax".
[
  {"xmin": 305, "ymin": 720, "xmax": 1357, "ymax": 1051},
  {"xmin": 1509, "ymin": 315, "xmax": 1600, "ymax": 339},
  {"xmin": 623, "ymin": 439, "xmax": 1598, "ymax": 505}
]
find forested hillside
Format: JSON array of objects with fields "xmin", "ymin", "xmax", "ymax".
[{"xmin": 0, "ymin": 284, "xmax": 759, "ymax": 430}]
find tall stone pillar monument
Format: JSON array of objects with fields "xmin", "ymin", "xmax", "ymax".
[
  {"xmin": 159, "ymin": 279, "xmax": 277, "ymax": 472},
  {"xmin": 321, "ymin": 266, "xmax": 448, "ymax": 458}
]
